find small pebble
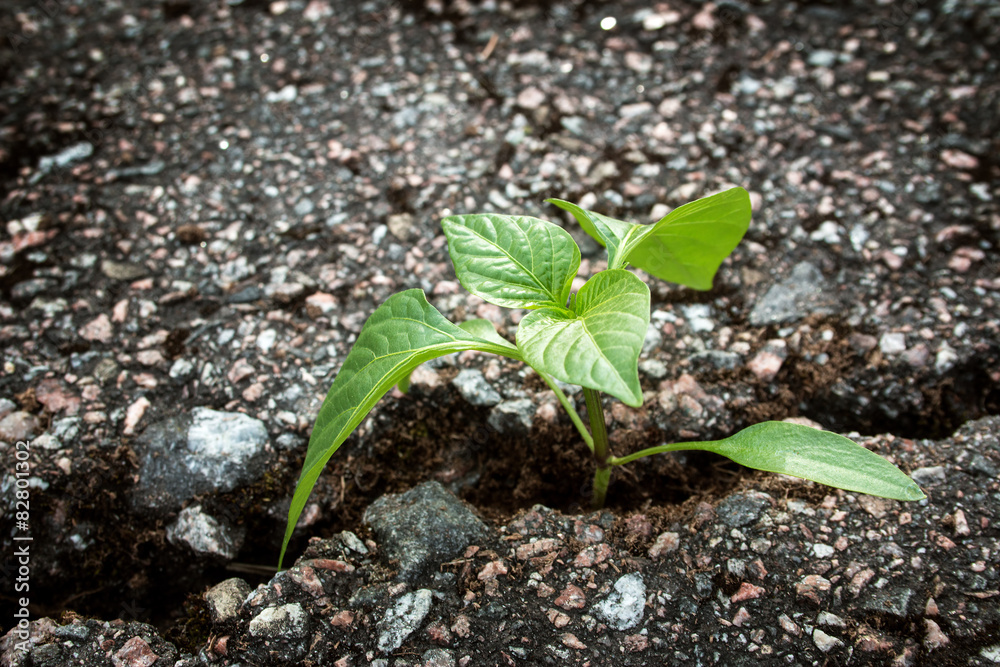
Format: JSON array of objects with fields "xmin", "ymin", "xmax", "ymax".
[
  {"xmin": 924, "ymin": 619, "xmax": 949, "ymax": 651},
  {"xmin": 813, "ymin": 628, "xmax": 844, "ymax": 652}
]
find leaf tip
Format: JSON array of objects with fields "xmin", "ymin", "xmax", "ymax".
[
  {"xmin": 622, "ymin": 395, "xmax": 644, "ymax": 409},
  {"xmin": 901, "ymin": 479, "xmax": 927, "ymax": 502}
]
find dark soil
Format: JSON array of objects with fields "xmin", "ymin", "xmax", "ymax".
[{"xmin": 278, "ymin": 384, "xmax": 748, "ymax": 575}]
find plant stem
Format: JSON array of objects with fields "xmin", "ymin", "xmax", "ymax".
[
  {"xmin": 592, "ymin": 466, "xmax": 610, "ymax": 510},
  {"xmin": 583, "ymin": 387, "xmax": 611, "ymax": 509},
  {"xmin": 607, "ymin": 440, "xmax": 716, "ymax": 466},
  {"xmin": 538, "ymin": 372, "xmax": 593, "ymax": 452}
]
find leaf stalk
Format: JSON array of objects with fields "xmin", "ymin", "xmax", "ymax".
[{"xmin": 538, "ymin": 372, "xmax": 593, "ymax": 452}]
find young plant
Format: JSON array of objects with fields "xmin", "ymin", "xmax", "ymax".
[{"xmin": 279, "ymin": 187, "xmax": 925, "ymax": 567}]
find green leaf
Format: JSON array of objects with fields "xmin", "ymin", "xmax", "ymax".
[
  {"xmin": 516, "ymin": 269, "xmax": 649, "ymax": 407},
  {"xmin": 442, "ymin": 213, "xmax": 580, "ymax": 309},
  {"xmin": 458, "ymin": 318, "xmax": 518, "ymax": 352},
  {"xmin": 626, "ymin": 187, "xmax": 751, "ymax": 290},
  {"xmin": 546, "ymin": 198, "xmax": 637, "ymax": 270},
  {"xmin": 548, "ymin": 188, "xmax": 751, "ymax": 290},
  {"xmin": 691, "ymin": 422, "xmax": 926, "ymax": 501},
  {"xmin": 280, "ymin": 290, "xmax": 520, "ymax": 568}
]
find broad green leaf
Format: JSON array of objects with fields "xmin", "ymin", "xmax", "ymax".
[
  {"xmin": 280, "ymin": 289, "xmax": 520, "ymax": 568},
  {"xmin": 442, "ymin": 213, "xmax": 580, "ymax": 309},
  {"xmin": 546, "ymin": 198, "xmax": 638, "ymax": 270},
  {"xmin": 458, "ymin": 318, "xmax": 518, "ymax": 352},
  {"xmin": 516, "ymin": 269, "xmax": 649, "ymax": 407},
  {"xmin": 687, "ymin": 422, "xmax": 926, "ymax": 501},
  {"xmin": 626, "ymin": 187, "xmax": 751, "ymax": 290},
  {"xmin": 548, "ymin": 188, "xmax": 751, "ymax": 290}
]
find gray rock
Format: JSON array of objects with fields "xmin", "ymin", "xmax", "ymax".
[
  {"xmin": 860, "ymin": 587, "xmax": 913, "ymax": 619},
  {"xmin": 52, "ymin": 623, "xmax": 89, "ymax": 641},
  {"xmin": 168, "ymin": 358, "xmax": 195, "ymax": 380},
  {"xmin": 131, "ymin": 407, "xmax": 270, "ymax": 515},
  {"xmin": 28, "ymin": 297, "xmax": 67, "ymax": 317},
  {"xmin": 265, "ymin": 84, "xmax": 298, "ymax": 104},
  {"xmin": 593, "ymin": 573, "xmax": 646, "ymax": 631},
  {"xmin": 339, "ymin": 530, "xmax": 369, "ymax": 554},
  {"xmin": 738, "ymin": 75, "xmax": 762, "ymax": 95},
  {"xmin": 910, "ymin": 466, "xmax": 946, "ymax": 485},
  {"xmin": 227, "ymin": 286, "xmax": 263, "ymax": 304},
  {"xmin": 205, "ymin": 578, "xmax": 252, "ymax": 624},
  {"xmin": 256, "ymin": 328, "xmax": 277, "ymax": 353},
  {"xmin": 294, "ymin": 198, "xmax": 315, "ymax": 216},
  {"xmin": 817, "ymin": 611, "xmax": 847, "ymax": 627},
  {"xmin": 750, "ymin": 262, "xmax": 837, "ymax": 327},
  {"xmin": 981, "ymin": 645, "xmax": 1000, "ymax": 662},
  {"xmin": 11, "ymin": 278, "xmax": 56, "ymax": 301},
  {"xmin": 638, "ymin": 358, "xmax": 668, "ymax": 379},
  {"xmin": 248, "ymin": 603, "xmax": 308, "ymax": 639},
  {"xmin": 687, "ymin": 350, "xmax": 741, "ymax": 371},
  {"xmin": 100, "ymin": 260, "xmax": 147, "ymax": 281},
  {"xmin": 106, "ymin": 160, "xmax": 166, "ymax": 180},
  {"xmin": 879, "ymin": 332, "xmax": 906, "ymax": 355},
  {"xmin": 363, "ymin": 481, "xmax": 490, "ymax": 583},
  {"xmin": 275, "ymin": 432, "xmax": 304, "ymax": 451},
  {"xmin": 716, "ymin": 491, "xmax": 772, "ymax": 527},
  {"xmin": 166, "ymin": 505, "xmax": 245, "ymax": 559},
  {"xmin": 31, "ymin": 142, "xmax": 94, "ymax": 183},
  {"xmin": 487, "ymin": 398, "xmax": 534, "ymax": 435},
  {"xmin": 935, "ymin": 343, "xmax": 959, "ymax": 374},
  {"xmin": 642, "ymin": 322, "xmax": 663, "ymax": 353},
  {"xmin": 452, "ymin": 369, "xmax": 502, "ymax": 407},
  {"xmin": 969, "ymin": 454, "xmax": 998, "ymax": 477},
  {"xmin": 422, "ymin": 647, "xmax": 456, "ymax": 667},
  {"xmin": 377, "ymin": 589, "xmax": 434, "ymax": 653},
  {"xmin": 30, "ymin": 642, "xmax": 63, "ymax": 665},
  {"xmin": 813, "ymin": 628, "xmax": 844, "ymax": 652},
  {"xmin": 681, "ymin": 304, "xmax": 715, "ymax": 333},
  {"xmin": 387, "ymin": 212, "xmax": 416, "ymax": 241},
  {"xmin": 0, "ymin": 398, "xmax": 15, "ymax": 421},
  {"xmin": 0, "ymin": 411, "xmax": 41, "ymax": 443},
  {"xmin": 50, "ymin": 417, "xmax": 80, "ymax": 442},
  {"xmin": 812, "ymin": 543, "xmax": 836, "ymax": 558},
  {"xmin": 265, "ymin": 281, "xmax": 306, "ymax": 304},
  {"xmin": 807, "ymin": 49, "xmax": 838, "ymax": 68}
]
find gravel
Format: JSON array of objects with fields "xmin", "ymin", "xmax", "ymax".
[
  {"xmin": 487, "ymin": 397, "xmax": 535, "ymax": 435},
  {"xmin": 130, "ymin": 408, "xmax": 270, "ymax": 515},
  {"xmin": 0, "ymin": 0, "xmax": 997, "ymax": 661},
  {"xmin": 377, "ymin": 589, "xmax": 435, "ymax": 654},
  {"xmin": 165, "ymin": 505, "xmax": 245, "ymax": 559},
  {"xmin": 8, "ymin": 414, "xmax": 999, "ymax": 663},
  {"xmin": 748, "ymin": 262, "xmax": 835, "ymax": 327},
  {"xmin": 204, "ymin": 578, "xmax": 253, "ymax": 625},
  {"xmin": 451, "ymin": 368, "xmax": 502, "ymax": 407},
  {"xmin": 593, "ymin": 573, "xmax": 646, "ymax": 631},
  {"xmin": 363, "ymin": 481, "xmax": 489, "ymax": 584}
]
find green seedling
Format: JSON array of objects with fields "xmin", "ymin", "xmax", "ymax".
[{"xmin": 279, "ymin": 187, "xmax": 925, "ymax": 567}]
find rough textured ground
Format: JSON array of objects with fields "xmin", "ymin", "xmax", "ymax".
[
  {"xmin": 0, "ymin": 0, "xmax": 998, "ymax": 664},
  {"xmin": 3, "ymin": 420, "xmax": 1000, "ymax": 665}
]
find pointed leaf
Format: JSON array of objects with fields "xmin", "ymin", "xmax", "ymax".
[
  {"xmin": 549, "ymin": 188, "xmax": 751, "ymax": 289},
  {"xmin": 458, "ymin": 318, "xmax": 518, "ymax": 352},
  {"xmin": 690, "ymin": 422, "xmax": 926, "ymax": 501},
  {"xmin": 516, "ymin": 269, "xmax": 649, "ymax": 407},
  {"xmin": 442, "ymin": 213, "xmax": 580, "ymax": 309},
  {"xmin": 280, "ymin": 289, "xmax": 519, "ymax": 568},
  {"xmin": 546, "ymin": 198, "xmax": 638, "ymax": 269},
  {"xmin": 625, "ymin": 187, "xmax": 751, "ymax": 290}
]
